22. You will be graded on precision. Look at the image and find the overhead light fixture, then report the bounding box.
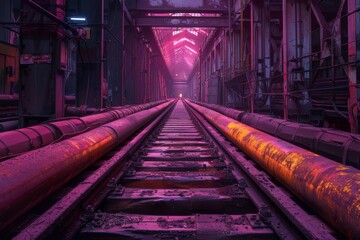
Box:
[185,45,197,54]
[68,17,87,22]
[174,38,195,46]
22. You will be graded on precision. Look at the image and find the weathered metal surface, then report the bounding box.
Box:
[0,120,18,132]
[0,101,173,231]
[161,130,198,133]
[156,135,204,140]
[105,186,252,214]
[138,160,226,171]
[152,140,210,146]
[186,100,360,239]
[123,171,234,188]
[142,151,217,161]
[145,146,213,152]
[158,132,201,136]
[80,214,273,239]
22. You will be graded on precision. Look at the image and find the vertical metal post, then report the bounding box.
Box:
[282,0,289,120]
[228,0,233,82]
[240,1,244,72]
[264,0,271,107]
[19,0,67,125]
[18,1,25,127]
[54,41,66,118]
[198,51,202,101]
[348,0,359,133]
[223,30,227,104]
[100,0,104,108]
[146,49,150,102]
[250,1,256,113]
[54,0,65,118]
[121,0,125,105]
[107,0,125,106]
[0,0,11,43]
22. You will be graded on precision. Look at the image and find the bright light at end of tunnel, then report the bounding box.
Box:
[179,93,183,98]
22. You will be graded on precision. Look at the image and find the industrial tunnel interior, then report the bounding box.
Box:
[0,0,360,239]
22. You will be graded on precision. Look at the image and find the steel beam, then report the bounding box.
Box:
[310,0,348,77]
[250,1,256,113]
[74,0,105,109]
[22,0,78,35]
[309,0,331,40]
[282,0,311,119]
[19,0,68,125]
[107,0,125,106]
[135,17,229,27]
[347,0,360,133]
[80,214,272,239]
[282,0,289,120]
[0,0,12,43]
[128,0,228,13]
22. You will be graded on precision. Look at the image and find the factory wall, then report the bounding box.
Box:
[189,0,360,133]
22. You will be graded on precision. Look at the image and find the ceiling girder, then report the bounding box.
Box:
[136,16,229,27]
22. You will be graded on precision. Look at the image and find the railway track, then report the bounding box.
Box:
[2,100,353,239]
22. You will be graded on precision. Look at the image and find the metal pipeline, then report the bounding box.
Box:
[189,99,360,168]
[185,99,360,239]
[0,100,167,159]
[0,100,173,231]
[0,120,18,132]
[0,94,76,105]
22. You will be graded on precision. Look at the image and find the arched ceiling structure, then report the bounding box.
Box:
[153,18,213,82]
[128,0,230,82]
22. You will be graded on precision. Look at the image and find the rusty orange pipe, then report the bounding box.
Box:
[0,100,173,231]
[185,100,360,239]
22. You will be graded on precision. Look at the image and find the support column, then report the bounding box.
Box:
[54,0,66,118]
[75,0,105,109]
[0,0,12,43]
[348,0,360,133]
[19,0,67,126]
[100,0,104,108]
[107,0,124,106]
[282,0,292,120]
[282,0,311,120]
[250,0,271,113]
[197,51,202,101]
[250,1,257,113]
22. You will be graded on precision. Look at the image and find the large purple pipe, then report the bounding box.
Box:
[0,100,173,230]
[189,99,360,168]
[0,100,167,159]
